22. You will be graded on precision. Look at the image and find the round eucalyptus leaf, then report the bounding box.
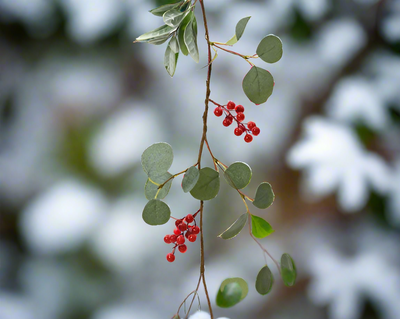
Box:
[142,199,171,226]
[218,213,248,240]
[190,167,220,200]
[144,172,173,200]
[216,277,248,308]
[224,161,252,189]
[280,253,297,287]
[242,66,274,105]
[252,182,275,209]
[181,166,200,193]
[256,34,283,63]
[255,265,274,295]
[251,215,274,239]
[141,142,173,177]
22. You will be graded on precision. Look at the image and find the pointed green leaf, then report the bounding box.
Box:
[242,66,274,105]
[164,42,179,77]
[178,11,193,56]
[190,167,220,200]
[216,277,248,308]
[135,24,176,43]
[224,161,252,189]
[255,265,273,295]
[252,182,275,209]
[235,16,251,41]
[147,33,171,45]
[184,15,199,63]
[225,34,237,45]
[257,34,283,64]
[145,172,173,200]
[280,253,297,287]
[218,213,247,239]
[251,215,274,239]
[163,8,189,27]
[141,142,173,178]
[150,2,182,16]
[169,35,180,53]
[181,166,200,193]
[142,199,171,225]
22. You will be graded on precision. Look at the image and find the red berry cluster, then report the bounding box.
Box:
[214,101,260,143]
[164,213,200,262]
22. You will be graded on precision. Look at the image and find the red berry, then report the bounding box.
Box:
[173,228,181,235]
[164,235,171,244]
[188,234,197,242]
[178,222,187,232]
[177,235,185,245]
[252,126,260,136]
[227,101,235,110]
[214,107,223,117]
[192,226,200,234]
[178,244,187,253]
[185,230,192,238]
[170,234,177,243]
[166,253,175,262]
[223,118,232,127]
[234,127,243,136]
[247,121,256,130]
[235,105,244,113]
[175,219,182,227]
[244,134,253,143]
[236,112,245,122]
[185,214,194,223]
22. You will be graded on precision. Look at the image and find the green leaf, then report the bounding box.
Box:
[184,15,199,63]
[256,34,283,63]
[255,265,273,295]
[280,253,297,287]
[147,33,171,45]
[144,172,173,200]
[181,166,200,193]
[252,182,275,209]
[225,35,237,46]
[178,11,193,56]
[150,2,182,16]
[135,24,176,43]
[142,199,171,225]
[169,35,180,53]
[141,142,173,178]
[218,213,247,239]
[242,66,274,105]
[190,167,220,200]
[251,215,274,239]
[164,41,179,77]
[235,16,251,41]
[224,161,252,189]
[216,277,248,308]
[163,7,189,27]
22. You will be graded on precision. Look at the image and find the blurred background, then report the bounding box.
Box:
[1,0,400,318]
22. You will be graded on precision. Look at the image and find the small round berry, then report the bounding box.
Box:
[177,235,185,245]
[244,134,253,143]
[192,226,200,234]
[214,107,223,117]
[178,222,188,232]
[236,112,245,122]
[234,127,243,136]
[173,228,181,236]
[188,234,197,242]
[185,230,192,238]
[223,118,233,127]
[235,105,244,113]
[166,253,175,262]
[251,126,260,136]
[185,214,194,223]
[175,219,182,227]
[170,234,177,243]
[227,101,235,110]
[164,235,171,244]
[247,121,256,130]
[178,244,187,253]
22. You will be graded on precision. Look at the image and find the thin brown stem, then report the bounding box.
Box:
[212,44,255,66]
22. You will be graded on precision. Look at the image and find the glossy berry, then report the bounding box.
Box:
[173,228,181,235]
[227,101,235,110]
[214,107,223,117]
[178,222,187,232]
[188,234,197,242]
[178,244,187,253]
[252,126,260,136]
[170,234,177,243]
[177,235,185,245]
[223,118,233,127]
[236,112,245,122]
[185,214,194,223]
[244,134,253,143]
[185,230,192,238]
[164,235,171,244]
[234,127,243,136]
[235,105,244,113]
[175,219,182,227]
[247,121,256,130]
[166,253,175,262]
[192,226,200,234]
